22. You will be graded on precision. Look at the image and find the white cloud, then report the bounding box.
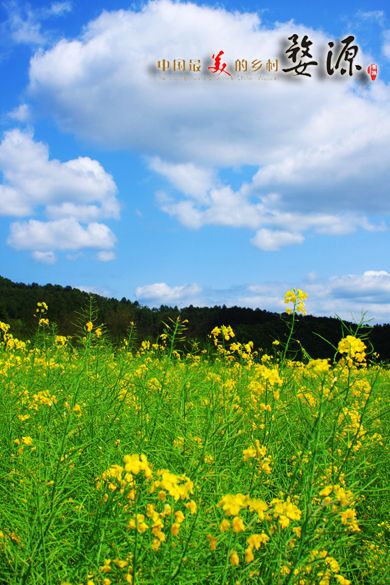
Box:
[0,129,119,219]
[77,284,113,297]
[1,0,73,46]
[135,282,201,306]
[239,271,390,323]
[0,129,119,218]
[158,180,384,247]
[0,185,31,216]
[32,250,56,264]
[8,103,31,123]
[133,270,390,322]
[7,218,116,262]
[97,250,116,262]
[149,158,214,202]
[251,228,304,251]
[2,0,45,45]
[356,10,385,26]
[328,270,390,303]
[27,0,390,250]
[48,2,72,17]
[29,1,336,163]
[0,129,119,261]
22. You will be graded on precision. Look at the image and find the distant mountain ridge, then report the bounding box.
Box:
[0,275,389,361]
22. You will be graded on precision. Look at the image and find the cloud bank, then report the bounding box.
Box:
[27,0,390,250]
[0,129,119,262]
[136,270,390,323]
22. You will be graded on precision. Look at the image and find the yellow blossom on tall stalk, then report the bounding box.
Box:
[210,324,235,347]
[284,288,308,315]
[338,335,367,367]
[0,321,10,334]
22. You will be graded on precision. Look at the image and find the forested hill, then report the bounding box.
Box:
[0,275,389,360]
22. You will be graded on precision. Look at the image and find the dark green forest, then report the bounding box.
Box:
[0,275,389,361]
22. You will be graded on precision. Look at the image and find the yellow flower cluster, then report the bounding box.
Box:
[338,335,366,367]
[210,325,235,347]
[0,321,27,352]
[214,492,301,567]
[35,301,48,314]
[271,497,302,528]
[218,493,301,526]
[151,469,194,501]
[243,440,272,475]
[319,484,360,532]
[98,454,196,553]
[284,288,308,315]
[227,532,270,566]
[87,554,134,584]
[306,358,331,374]
[0,321,10,334]
[338,406,366,451]
[307,550,351,585]
[223,494,269,520]
[55,335,69,347]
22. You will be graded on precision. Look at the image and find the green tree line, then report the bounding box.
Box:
[1,275,389,360]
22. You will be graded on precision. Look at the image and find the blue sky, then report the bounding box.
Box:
[0,0,390,322]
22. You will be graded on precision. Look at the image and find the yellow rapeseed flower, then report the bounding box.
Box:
[245,547,255,563]
[232,516,245,533]
[207,534,217,551]
[230,550,240,566]
[218,493,248,516]
[284,288,308,314]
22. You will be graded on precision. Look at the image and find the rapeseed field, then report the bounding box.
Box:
[0,292,388,584]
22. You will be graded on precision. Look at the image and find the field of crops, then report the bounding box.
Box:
[0,292,389,584]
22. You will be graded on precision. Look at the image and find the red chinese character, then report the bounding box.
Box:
[208,50,232,76]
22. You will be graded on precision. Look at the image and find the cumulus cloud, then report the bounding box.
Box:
[158,180,383,248]
[135,282,201,306]
[329,270,390,303]
[135,271,390,322]
[0,129,119,261]
[27,0,390,250]
[240,271,390,322]
[0,129,119,219]
[8,217,116,252]
[251,228,304,251]
[150,158,214,202]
